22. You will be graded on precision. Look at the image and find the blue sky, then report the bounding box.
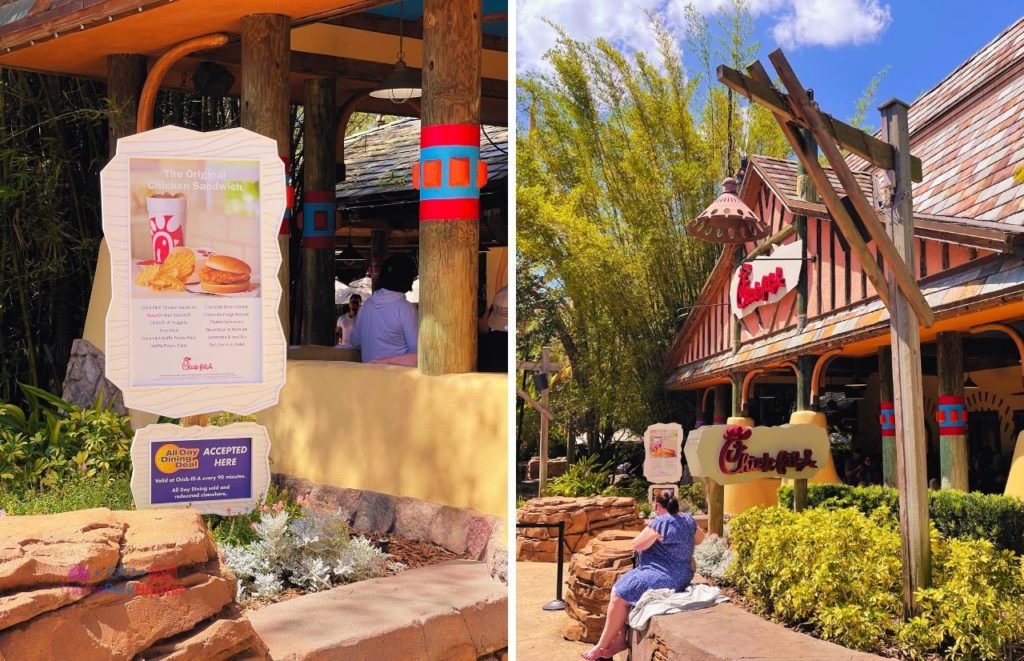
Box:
[516,1,1023,128]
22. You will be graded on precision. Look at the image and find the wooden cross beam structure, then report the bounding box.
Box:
[719,50,933,616]
[518,346,562,496]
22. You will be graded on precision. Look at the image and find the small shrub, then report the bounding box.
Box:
[221,504,401,603]
[778,483,1024,554]
[0,469,133,515]
[693,535,732,583]
[543,454,612,497]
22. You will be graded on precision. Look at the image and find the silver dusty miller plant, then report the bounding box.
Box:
[693,535,733,584]
[222,508,404,602]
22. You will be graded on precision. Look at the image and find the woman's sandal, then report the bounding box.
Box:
[580,640,627,660]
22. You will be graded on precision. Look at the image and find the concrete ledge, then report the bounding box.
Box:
[249,561,507,660]
[629,602,885,660]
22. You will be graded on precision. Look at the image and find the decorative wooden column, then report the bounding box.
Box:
[369,229,389,287]
[880,99,931,613]
[794,123,816,331]
[793,355,816,511]
[301,78,337,346]
[106,54,147,157]
[706,384,729,536]
[878,345,897,487]
[418,0,482,375]
[242,14,291,338]
[936,331,969,490]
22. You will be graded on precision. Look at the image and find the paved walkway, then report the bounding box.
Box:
[515,561,626,661]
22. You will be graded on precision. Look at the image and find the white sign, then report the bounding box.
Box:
[684,424,828,485]
[647,483,678,505]
[130,422,271,516]
[643,423,684,483]
[102,126,287,417]
[730,239,803,318]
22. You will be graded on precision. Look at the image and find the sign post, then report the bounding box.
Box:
[518,347,561,495]
[102,125,287,515]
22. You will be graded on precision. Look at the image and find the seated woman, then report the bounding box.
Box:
[349,255,418,364]
[581,491,704,660]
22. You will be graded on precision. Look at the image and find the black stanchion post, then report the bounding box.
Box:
[543,521,566,611]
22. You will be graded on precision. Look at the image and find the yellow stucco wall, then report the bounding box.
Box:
[255,360,508,518]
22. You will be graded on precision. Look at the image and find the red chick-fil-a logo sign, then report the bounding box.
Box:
[181,356,214,372]
[729,239,802,318]
[684,422,828,485]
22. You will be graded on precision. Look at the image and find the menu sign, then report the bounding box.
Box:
[103,126,286,416]
[643,423,683,483]
[131,422,271,515]
[684,424,828,485]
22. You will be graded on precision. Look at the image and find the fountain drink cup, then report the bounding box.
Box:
[147,193,187,263]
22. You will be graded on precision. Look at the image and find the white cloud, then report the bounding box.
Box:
[771,0,892,48]
[516,0,893,75]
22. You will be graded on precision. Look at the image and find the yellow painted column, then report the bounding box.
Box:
[1005,431,1024,500]
[722,416,781,515]
[789,409,842,484]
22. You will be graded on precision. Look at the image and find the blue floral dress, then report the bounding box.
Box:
[611,513,697,605]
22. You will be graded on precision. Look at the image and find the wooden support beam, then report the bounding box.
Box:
[936,331,969,491]
[745,224,796,260]
[746,61,894,316]
[878,345,897,488]
[418,0,480,376]
[767,51,935,328]
[880,98,931,616]
[301,78,338,347]
[793,355,815,511]
[718,63,922,182]
[705,383,730,537]
[106,54,146,157]
[242,14,291,339]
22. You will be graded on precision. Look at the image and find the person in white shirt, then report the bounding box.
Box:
[336,294,361,347]
[349,255,418,364]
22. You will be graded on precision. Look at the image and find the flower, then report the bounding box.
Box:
[296,495,306,507]
[273,500,284,512]
[261,505,270,513]
[249,521,258,531]
[225,507,233,515]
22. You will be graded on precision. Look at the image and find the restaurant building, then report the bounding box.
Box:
[666,17,1024,513]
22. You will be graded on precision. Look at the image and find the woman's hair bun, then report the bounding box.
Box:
[656,491,680,514]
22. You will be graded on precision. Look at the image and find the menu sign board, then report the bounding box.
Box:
[131,422,271,515]
[643,423,684,483]
[684,424,828,485]
[103,126,286,416]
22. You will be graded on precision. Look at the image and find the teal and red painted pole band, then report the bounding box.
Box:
[301,190,336,249]
[713,416,726,424]
[413,124,488,220]
[281,156,294,236]
[880,402,895,437]
[936,395,967,435]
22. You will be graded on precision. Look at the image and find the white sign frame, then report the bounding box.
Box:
[730,239,803,319]
[130,422,271,515]
[102,126,286,417]
[643,423,684,483]
[684,424,828,485]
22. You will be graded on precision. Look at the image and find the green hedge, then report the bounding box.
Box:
[778,483,1024,554]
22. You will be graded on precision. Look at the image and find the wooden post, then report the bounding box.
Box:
[936,331,969,490]
[242,14,291,340]
[880,99,931,615]
[731,250,743,354]
[370,229,389,287]
[793,355,816,511]
[539,346,552,496]
[419,0,481,375]
[794,122,816,332]
[106,54,147,158]
[301,78,337,346]
[706,384,729,536]
[878,345,897,487]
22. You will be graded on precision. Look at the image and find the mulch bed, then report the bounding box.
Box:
[354,532,471,569]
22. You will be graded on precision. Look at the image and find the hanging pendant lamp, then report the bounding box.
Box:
[337,228,364,265]
[687,177,768,244]
[963,375,981,390]
[369,0,422,103]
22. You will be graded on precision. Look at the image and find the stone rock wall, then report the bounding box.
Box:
[274,473,509,584]
[525,456,568,481]
[516,497,644,562]
[0,508,267,660]
[61,339,126,414]
[563,530,639,644]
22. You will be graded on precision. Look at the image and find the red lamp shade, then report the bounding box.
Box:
[687,177,768,244]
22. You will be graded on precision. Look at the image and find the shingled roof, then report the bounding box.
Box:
[848,16,1024,224]
[336,118,508,201]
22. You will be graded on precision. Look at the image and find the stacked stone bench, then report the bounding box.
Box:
[516,496,644,562]
[563,529,639,644]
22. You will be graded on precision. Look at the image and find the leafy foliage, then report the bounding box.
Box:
[542,454,613,497]
[0,469,133,515]
[729,505,1024,659]
[693,535,733,583]
[778,483,1024,554]
[221,504,402,603]
[0,384,131,487]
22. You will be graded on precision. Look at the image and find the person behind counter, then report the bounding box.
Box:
[349,255,418,365]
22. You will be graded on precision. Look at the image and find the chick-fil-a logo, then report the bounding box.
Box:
[735,263,787,310]
[181,356,214,372]
[718,425,818,476]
